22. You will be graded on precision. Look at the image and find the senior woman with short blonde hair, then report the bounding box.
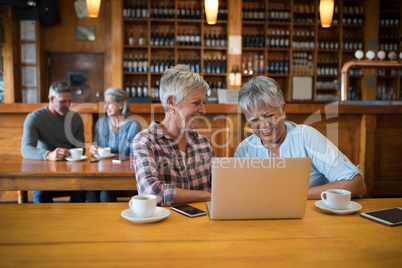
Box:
[133,65,214,206]
[235,76,366,199]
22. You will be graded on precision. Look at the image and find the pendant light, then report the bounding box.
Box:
[319,0,334,28]
[86,0,101,18]
[205,0,219,25]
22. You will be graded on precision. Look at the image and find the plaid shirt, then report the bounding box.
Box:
[133,121,214,206]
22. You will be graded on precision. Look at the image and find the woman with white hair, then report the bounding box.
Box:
[235,76,366,199]
[133,65,214,206]
[87,87,141,202]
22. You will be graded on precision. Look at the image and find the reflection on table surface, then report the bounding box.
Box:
[0,156,134,174]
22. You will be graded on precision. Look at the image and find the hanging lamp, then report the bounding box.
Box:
[319,0,334,28]
[86,0,101,18]
[205,0,219,25]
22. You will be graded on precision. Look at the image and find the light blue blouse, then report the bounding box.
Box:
[235,121,363,188]
[93,117,141,157]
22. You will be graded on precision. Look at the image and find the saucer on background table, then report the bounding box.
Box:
[94,153,115,159]
[315,200,363,215]
[65,155,88,162]
[121,207,170,224]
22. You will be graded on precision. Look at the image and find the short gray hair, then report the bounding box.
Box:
[48,81,71,98]
[160,64,208,112]
[105,87,131,117]
[238,76,285,116]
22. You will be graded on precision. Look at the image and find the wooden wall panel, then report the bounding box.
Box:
[42,0,109,53]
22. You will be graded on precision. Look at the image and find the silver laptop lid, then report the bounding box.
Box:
[209,157,311,220]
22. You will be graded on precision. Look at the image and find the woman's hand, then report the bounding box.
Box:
[89,145,99,156]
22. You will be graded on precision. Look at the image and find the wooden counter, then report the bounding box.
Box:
[1,102,401,198]
[0,199,401,268]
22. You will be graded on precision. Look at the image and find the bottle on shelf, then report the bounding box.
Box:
[138,28,146,45]
[128,28,135,45]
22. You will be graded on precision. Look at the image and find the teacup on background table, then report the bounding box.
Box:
[129,195,157,218]
[98,147,111,157]
[69,148,83,160]
[321,189,351,210]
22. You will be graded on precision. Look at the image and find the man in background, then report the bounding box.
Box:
[21,81,86,203]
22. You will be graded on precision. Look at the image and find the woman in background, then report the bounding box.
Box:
[87,87,141,202]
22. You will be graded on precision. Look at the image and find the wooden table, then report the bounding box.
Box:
[0,157,136,203]
[0,199,401,267]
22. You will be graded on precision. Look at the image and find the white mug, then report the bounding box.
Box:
[98,147,111,157]
[69,148,83,159]
[321,189,351,210]
[129,195,157,218]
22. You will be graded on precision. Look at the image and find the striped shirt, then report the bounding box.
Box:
[133,121,214,206]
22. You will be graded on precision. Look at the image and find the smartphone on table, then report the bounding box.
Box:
[171,204,207,218]
[360,207,402,226]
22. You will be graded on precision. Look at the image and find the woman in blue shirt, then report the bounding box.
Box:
[87,87,141,202]
[235,76,366,199]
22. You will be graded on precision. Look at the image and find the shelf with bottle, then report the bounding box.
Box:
[124,77,150,99]
[203,28,227,48]
[176,27,202,48]
[241,53,265,76]
[317,31,340,51]
[341,32,364,52]
[123,51,148,74]
[242,1,266,23]
[149,53,175,74]
[379,8,400,27]
[292,51,312,76]
[341,5,365,27]
[292,29,315,51]
[292,3,315,25]
[124,24,148,47]
[203,53,227,76]
[178,52,201,74]
[267,28,290,50]
[150,26,175,47]
[267,3,290,24]
[177,0,202,21]
[149,1,175,20]
[123,0,148,20]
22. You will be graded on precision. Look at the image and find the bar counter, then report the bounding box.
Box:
[1,102,402,198]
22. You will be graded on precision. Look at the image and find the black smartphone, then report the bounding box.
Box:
[171,204,207,218]
[360,207,402,226]
[89,158,100,163]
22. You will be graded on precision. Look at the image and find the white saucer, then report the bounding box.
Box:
[315,200,362,215]
[121,207,170,223]
[65,155,88,162]
[94,153,115,159]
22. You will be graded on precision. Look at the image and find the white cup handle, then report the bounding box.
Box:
[321,191,328,205]
[129,199,133,209]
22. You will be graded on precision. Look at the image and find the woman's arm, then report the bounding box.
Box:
[308,174,366,199]
[172,188,211,205]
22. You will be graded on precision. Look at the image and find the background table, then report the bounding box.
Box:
[0,199,401,267]
[0,157,136,203]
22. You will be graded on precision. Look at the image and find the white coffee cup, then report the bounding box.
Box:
[321,189,351,210]
[69,148,83,159]
[129,195,157,218]
[98,147,111,157]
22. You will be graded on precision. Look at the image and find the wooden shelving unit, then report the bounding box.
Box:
[122,0,228,102]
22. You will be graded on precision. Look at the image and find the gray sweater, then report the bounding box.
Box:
[21,106,85,160]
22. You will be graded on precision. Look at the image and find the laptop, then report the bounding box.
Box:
[207,157,312,220]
